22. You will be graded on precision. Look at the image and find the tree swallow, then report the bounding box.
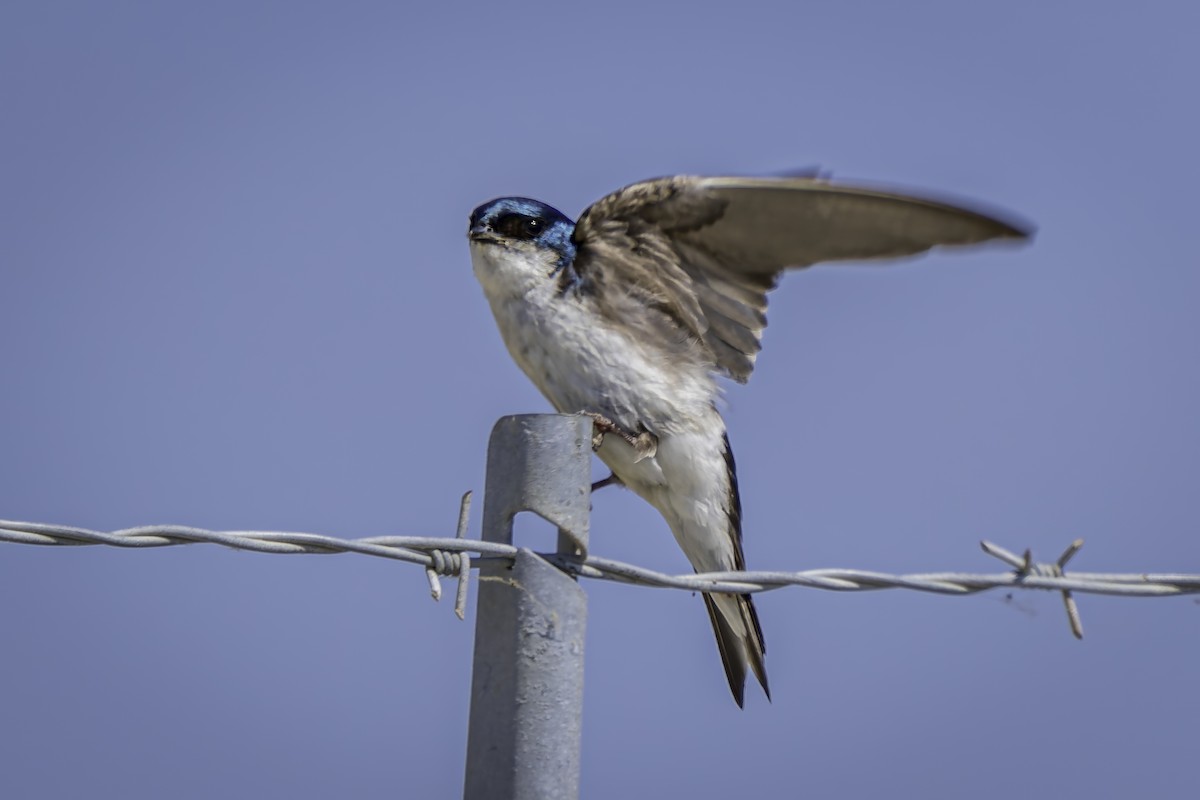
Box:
[467,174,1030,706]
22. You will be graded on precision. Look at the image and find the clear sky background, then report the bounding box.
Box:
[2,2,1197,798]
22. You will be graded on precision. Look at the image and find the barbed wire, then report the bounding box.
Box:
[3,493,1197,639]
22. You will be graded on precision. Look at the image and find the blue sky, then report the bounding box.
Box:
[2,2,1197,798]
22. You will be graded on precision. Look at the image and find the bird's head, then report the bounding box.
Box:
[468,197,577,296]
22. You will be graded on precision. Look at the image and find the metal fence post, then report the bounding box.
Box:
[463,414,593,800]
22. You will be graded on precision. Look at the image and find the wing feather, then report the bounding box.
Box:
[572,175,1031,382]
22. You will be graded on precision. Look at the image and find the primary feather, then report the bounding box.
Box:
[572,175,1028,382]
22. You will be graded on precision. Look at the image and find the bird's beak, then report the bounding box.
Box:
[468,223,499,244]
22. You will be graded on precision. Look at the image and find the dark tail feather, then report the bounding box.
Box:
[704,431,769,706]
[703,592,770,708]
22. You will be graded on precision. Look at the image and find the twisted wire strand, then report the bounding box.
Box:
[3,518,1195,599]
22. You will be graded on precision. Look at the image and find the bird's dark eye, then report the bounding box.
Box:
[494,213,545,240]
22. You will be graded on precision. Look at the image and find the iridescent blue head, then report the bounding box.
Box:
[467,197,577,272]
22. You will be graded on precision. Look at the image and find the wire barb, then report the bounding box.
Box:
[423,492,473,619]
[454,492,472,620]
[981,538,1087,638]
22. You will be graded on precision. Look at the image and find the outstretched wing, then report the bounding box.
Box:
[570,175,1031,382]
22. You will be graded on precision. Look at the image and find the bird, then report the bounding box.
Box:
[467,174,1030,706]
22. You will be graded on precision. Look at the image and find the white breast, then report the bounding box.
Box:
[470,241,717,434]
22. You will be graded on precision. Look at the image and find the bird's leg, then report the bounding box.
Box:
[590,472,624,493]
[580,412,659,462]
[629,424,659,461]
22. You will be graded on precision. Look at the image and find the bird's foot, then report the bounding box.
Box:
[580,412,659,462]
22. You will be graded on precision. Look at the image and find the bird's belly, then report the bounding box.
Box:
[483,286,737,572]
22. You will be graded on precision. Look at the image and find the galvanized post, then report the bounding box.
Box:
[463,414,592,800]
